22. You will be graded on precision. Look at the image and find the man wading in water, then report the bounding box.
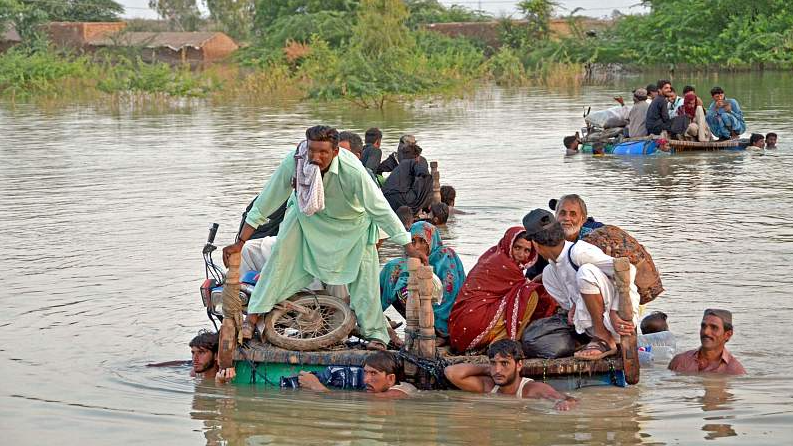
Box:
[444,339,577,411]
[223,125,426,351]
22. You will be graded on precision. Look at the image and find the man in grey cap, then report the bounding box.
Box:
[615,88,650,138]
[522,209,639,361]
[668,309,745,375]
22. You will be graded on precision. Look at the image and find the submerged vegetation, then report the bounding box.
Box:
[2,0,792,106]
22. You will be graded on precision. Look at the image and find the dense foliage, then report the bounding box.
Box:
[531,0,793,69]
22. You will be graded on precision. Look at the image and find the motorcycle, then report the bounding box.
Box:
[198,223,356,351]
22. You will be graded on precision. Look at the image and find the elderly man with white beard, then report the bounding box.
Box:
[553,194,604,242]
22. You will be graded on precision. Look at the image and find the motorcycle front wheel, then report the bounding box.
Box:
[264,294,356,351]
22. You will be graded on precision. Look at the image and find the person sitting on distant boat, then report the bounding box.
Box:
[682,85,704,108]
[522,209,639,361]
[749,133,765,149]
[297,351,417,398]
[765,132,778,148]
[706,86,746,140]
[668,309,746,375]
[667,87,684,118]
[620,88,649,138]
[646,83,659,102]
[563,133,580,155]
[443,339,578,410]
[382,142,433,215]
[380,222,466,344]
[646,79,674,136]
[680,91,713,142]
[448,227,557,353]
[361,127,383,173]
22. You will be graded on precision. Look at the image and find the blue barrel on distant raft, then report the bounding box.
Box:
[612,140,657,155]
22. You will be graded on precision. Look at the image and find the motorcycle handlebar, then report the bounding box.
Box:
[207,223,219,244]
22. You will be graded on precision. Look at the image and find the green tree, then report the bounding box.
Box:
[149,0,203,31]
[204,0,255,41]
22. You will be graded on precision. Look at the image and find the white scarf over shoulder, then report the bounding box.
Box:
[293,140,325,216]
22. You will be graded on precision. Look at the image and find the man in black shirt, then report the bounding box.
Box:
[361,127,383,172]
[646,79,672,136]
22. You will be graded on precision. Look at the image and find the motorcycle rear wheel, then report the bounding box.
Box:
[264,294,356,351]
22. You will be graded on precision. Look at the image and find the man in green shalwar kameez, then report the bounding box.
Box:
[223,126,423,349]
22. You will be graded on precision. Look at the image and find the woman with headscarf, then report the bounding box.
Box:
[380,221,466,341]
[682,91,713,141]
[448,227,558,354]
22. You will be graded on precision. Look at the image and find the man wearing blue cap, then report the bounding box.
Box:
[522,209,639,360]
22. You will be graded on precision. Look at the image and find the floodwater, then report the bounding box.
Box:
[2,72,792,444]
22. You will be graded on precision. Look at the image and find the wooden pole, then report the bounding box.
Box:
[430,161,441,205]
[218,252,241,370]
[417,264,436,388]
[404,258,421,379]
[417,265,436,360]
[614,257,640,385]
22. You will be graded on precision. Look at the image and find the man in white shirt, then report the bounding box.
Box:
[522,209,639,360]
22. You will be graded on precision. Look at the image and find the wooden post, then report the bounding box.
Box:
[417,265,436,359]
[614,257,640,385]
[430,161,441,205]
[404,258,421,379]
[218,252,241,369]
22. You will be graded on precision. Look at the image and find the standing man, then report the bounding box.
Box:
[223,125,425,350]
[706,86,746,140]
[668,309,746,375]
[361,127,383,172]
[522,209,639,361]
[646,80,673,136]
[444,339,578,411]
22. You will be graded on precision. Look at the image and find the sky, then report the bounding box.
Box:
[118,1,646,20]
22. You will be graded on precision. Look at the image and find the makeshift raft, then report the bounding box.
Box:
[218,163,639,391]
[230,341,628,390]
[581,137,748,156]
[225,255,639,391]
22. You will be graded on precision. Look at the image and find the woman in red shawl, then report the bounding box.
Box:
[449,227,557,353]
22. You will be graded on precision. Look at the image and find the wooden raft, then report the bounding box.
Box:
[669,138,746,152]
[232,340,624,378]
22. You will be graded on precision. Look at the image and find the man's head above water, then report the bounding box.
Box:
[486,339,524,387]
[189,330,218,376]
[555,194,588,242]
[362,351,402,393]
[306,125,340,172]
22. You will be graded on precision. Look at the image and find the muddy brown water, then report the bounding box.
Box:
[2,73,792,444]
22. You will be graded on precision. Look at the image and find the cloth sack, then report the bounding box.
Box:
[582,225,664,305]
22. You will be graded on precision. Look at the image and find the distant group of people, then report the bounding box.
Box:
[618,80,746,141]
[192,124,745,408]
[564,80,781,154]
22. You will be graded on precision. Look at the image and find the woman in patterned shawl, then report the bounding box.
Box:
[449,227,557,353]
[380,221,466,340]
